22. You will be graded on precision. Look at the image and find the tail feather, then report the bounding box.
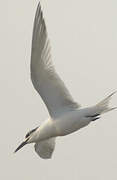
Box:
[95,91,117,114]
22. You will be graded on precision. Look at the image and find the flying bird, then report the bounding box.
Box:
[15,2,116,159]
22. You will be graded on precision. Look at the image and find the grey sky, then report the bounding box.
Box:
[2,0,117,179]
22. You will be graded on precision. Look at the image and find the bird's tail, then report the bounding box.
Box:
[95,91,117,114]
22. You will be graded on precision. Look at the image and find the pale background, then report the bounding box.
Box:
[1,0,117,179]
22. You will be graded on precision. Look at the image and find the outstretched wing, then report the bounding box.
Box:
[34,138,56,159]
[31,3,80,117]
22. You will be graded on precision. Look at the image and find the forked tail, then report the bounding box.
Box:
[95,91,117,114]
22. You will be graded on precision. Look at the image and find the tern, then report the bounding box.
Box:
[15,2,116,159]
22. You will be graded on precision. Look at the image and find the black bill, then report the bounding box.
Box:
[14,139,28,153]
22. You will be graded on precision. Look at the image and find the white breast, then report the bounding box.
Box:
[35,119,58,142]
[54,110,91,136]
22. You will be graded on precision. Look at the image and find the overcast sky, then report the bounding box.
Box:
[2,0,117,179]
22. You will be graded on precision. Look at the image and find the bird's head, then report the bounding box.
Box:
[14,127,38,153]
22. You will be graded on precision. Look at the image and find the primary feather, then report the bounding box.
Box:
[30,3,80,118]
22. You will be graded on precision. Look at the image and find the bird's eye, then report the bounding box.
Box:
[25,127,38,139]
[25,132,30,138]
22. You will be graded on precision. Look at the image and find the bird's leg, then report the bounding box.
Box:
[85,114,100,121]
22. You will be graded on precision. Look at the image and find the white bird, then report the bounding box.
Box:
[15,2,116,159]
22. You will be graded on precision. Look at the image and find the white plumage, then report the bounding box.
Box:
[31,3,80,118]
[34,138,56,159]
[15,2,116,159]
